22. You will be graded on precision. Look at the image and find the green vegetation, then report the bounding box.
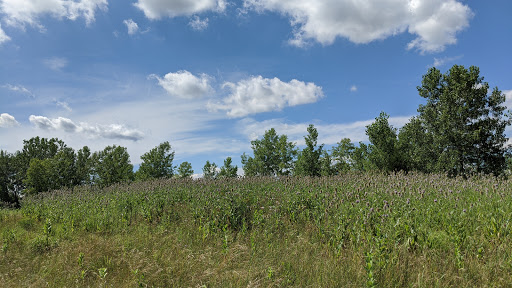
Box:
[2,173,512,286]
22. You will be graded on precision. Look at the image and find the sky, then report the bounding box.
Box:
[0,0,511,176]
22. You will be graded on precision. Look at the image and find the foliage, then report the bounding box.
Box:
[241,128,297,176]
[294,124,324,176]
[218,157,238,178]
[177,162,194,179]
[202,160,218,179]
[91,145,134,187]
[366,112,405,172]
[75,146,93,186]
[415,65,511,177]
[136,142,175,180]
[330,138,356,173]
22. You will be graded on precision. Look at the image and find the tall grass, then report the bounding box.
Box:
[1,172,512,287]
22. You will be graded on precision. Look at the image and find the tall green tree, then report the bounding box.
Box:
[351,142,373,172]
[92,145,134,187]
[0,150,14,203]
[136,141,175,180]
[415,65,511,176]
[294,124,324,176]
[218,157,238,178]
[241,128,297,177]
[177,162,194,179]
[202,160,218,179]
[330,138,356,173]
[366,112,405,172]
[75,146,92,186]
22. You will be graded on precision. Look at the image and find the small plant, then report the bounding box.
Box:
[98,267,108,279]
[77,252,85,267]
[133,269,146,287]
[44,218,52,247]
[365,251,377,288]
[267,266,274,280]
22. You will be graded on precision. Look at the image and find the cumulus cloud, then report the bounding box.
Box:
[150,70,213,99]
[350,85,358,92]
[0,113,19,128]
[43,57,68,71]
[134,0,226,19]
[0,24,10,44]
[29,115,144,141]
[123,19,139,35]
[209,76,323,118]
[1,84,34,97]
[244,0,472,53]
[0,0,108,29]
[189,16,209,31]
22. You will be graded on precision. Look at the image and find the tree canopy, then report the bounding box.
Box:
[241,128,297,177]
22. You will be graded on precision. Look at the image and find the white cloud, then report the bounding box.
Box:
[43,57,68,71]
[504,90,512,110]
[150,70,213,99]
[56,101,72,112]
[238,116,412,146]
[134,0,226,19]
[29,115,145,141]
[189,16,209,31]
[209,76,323,118]
[123,19,139,35]
[1,84,34,97]
[0,0,108,29]
[244,0,472,53]
[432,55,463,67]
[0,24,10,44]
[350,85,358,92]
[0,113,19,128]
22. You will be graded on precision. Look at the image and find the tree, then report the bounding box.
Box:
[351,142,373,172]
[397,117,436,173]
[75,146,93,186]
[319,151,336,176]
[366,112,405,172]
[241,128,297,177]
[202,160,218,179]
[17,137,68,191]
[24,158,54,194]
[92,145,134,187]
[0,151,14,203]
[177,162,194,179]
[415,65,511,176]
[218,157,238,178]
[294,124,324,176]
[330,138,356,174]
[136,141,175,180]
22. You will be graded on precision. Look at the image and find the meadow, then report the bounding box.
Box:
[1,172,512,287]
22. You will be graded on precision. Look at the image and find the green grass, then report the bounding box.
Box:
[1,172,512,287]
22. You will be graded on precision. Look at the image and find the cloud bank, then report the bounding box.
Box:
[29,115,144,141]
[244,0,473,53]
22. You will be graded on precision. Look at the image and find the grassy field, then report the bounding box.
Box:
[1,172,512,287]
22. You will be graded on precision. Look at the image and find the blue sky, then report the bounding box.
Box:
[0,0,511,176]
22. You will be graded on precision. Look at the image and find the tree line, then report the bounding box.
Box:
[1,65,511,205]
